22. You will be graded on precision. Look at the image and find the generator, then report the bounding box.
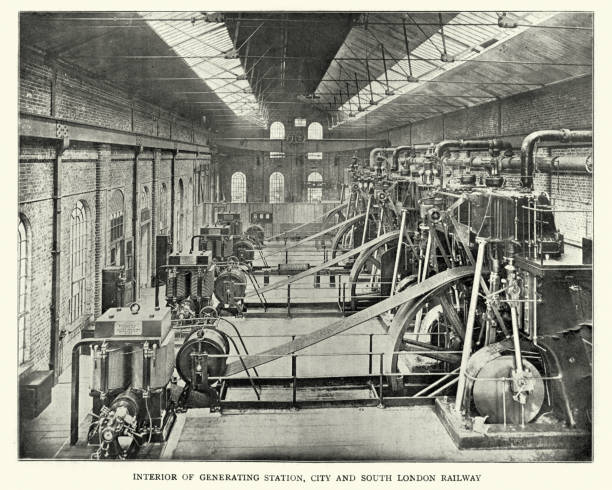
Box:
[198,225,233,259]
[86,303,176,459]
[164,250,215,319]
[216,212,242,236]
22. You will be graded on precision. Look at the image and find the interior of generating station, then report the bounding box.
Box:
[17,11,593,461]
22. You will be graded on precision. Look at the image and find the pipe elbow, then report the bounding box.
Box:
[391,145,413,171]
[434,140,460,159]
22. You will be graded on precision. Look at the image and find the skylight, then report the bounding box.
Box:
[323,12,555,129]
[139,12,268,127]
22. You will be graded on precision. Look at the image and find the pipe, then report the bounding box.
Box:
[132,148,140,299]
[49,139,66,379]
[391,145,415,171]
[169,150,176,251]
[151,150,158,293]
[425,155,593,174]
[434,139,496,187]
[520,129,593,188]
[369,147,395,169]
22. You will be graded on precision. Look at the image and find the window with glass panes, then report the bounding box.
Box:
[269,172,284,203]
[18,218,29,364]
[109,189,124,266]
[270,122,285,140]
[307,122,323,140]
[70,201,89,322]
[307,172,323,202]
[231,172,247,203]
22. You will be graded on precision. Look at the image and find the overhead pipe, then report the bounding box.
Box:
[434,139,511,187]
[49,137,68,380]
[434,155,593,174]
[369,147,395,170]
[391,144,433,171]
[520,129,593,188]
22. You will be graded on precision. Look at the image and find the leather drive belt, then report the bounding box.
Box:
[266,201,349,241]
[245,229,398,299]
[262,212,366,259]
[226,265,476,376]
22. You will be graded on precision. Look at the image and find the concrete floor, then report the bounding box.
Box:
[164,406,588,461]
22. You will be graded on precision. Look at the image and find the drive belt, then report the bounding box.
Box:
[246,230,398,298]
[225,265,475,376]
[262,212,366,259]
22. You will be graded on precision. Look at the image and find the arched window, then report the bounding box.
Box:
[269,172,285,203]
[70,200,89,323]
[159,183,168,232]
[307,122,323,160]
[177,179,184,252]
[140,185,150,212]
[307,172,323,202]
[307,122,323,140]
[18,216,30,365]
[270,122,285,140]
[109,189,125,267]
[231,172,247,203]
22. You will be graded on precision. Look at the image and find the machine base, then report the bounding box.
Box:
[435,396,591,452]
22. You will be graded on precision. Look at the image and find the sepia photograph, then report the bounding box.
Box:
[16,8,593,464]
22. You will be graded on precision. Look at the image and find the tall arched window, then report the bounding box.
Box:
[307,122,323,160]
[159,183,168,233]
[307,122,323,140]
[70,200,89,323]
[307,172,323,202]
[18,216,30,365]
[177,179,184,252]
[109,189,124,267]
[140,185,150,213]
[231,172,247,203]
[270,122,285,140]
[269,172,285,203]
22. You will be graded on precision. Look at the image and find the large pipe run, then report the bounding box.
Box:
[435,154,593,174]
[520,129,593,188]
[434,139,509,187]
[369,147,395,169]
[391,144,433,170]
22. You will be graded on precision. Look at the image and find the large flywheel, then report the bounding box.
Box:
[385,275,481,390]
[322,207,347,235]
[330,215,369,266]
[347,230,417,302]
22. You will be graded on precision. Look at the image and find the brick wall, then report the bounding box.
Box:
[18,49,213,375]
[385,76,592,146]
[20,48,209,144]
[382,76,592,245]
[217,146,371,205]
